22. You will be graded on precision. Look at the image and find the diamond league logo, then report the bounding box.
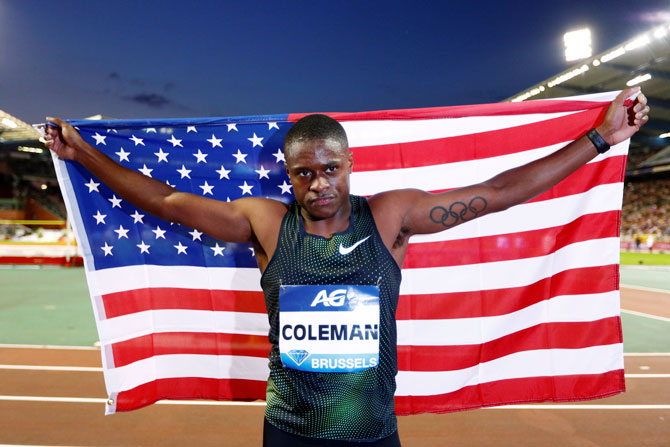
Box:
[287,349,310,366]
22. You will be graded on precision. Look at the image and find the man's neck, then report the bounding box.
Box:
[301,199,352,239]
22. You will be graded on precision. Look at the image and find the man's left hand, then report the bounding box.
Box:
[597,88,649,146]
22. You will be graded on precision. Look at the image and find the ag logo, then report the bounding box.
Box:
[310,289,347,307]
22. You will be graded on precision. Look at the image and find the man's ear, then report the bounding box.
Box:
[348,151,353,173]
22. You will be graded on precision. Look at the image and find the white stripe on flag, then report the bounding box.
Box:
[395,344,624,396]
[412,182,624,243]
[104,354,270,393]
[400,237,620,294]
[342,110,583,147]
[350,141,626,195]
[88,236,618,298]
[397,291,620,346]
[98,310,269,345]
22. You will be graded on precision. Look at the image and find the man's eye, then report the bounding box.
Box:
[326,166,337,173]
[298,170,310,177]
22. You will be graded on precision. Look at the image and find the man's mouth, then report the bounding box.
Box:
[311,196,335,206]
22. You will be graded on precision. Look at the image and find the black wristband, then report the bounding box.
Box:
[586,128,610,154]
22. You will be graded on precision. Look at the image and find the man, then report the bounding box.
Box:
[45,88,649,446]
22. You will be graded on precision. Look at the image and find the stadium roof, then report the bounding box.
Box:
[505,22,670,176]
[0,110,41,144]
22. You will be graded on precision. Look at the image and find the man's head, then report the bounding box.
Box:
[283,114,353,221]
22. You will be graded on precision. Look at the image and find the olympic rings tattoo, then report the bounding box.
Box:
[429,196,488,228]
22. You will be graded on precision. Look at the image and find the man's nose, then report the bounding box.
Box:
[310,173,330,192]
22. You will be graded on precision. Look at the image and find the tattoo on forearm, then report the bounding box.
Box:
[429,196,488,228]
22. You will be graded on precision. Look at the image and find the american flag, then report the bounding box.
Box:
[52,91,627,415]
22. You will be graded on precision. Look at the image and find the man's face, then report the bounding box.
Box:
[285,138,353,221]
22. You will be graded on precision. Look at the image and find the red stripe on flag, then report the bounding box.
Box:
[288,98,609,122]
[102,288,267,319]
[405,211,619,269]
[111,332,271,368]
[394,369,625,415]
[397,318,622,372]
[115,377,267,412]
[397,265,619,320]
[350,108,606,171]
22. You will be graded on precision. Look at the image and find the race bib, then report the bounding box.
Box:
[279,285,380,373]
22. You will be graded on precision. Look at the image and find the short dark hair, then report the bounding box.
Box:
[284,114,348,157]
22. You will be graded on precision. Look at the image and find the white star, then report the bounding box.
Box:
[278,180,293,195]
[207,134,223,148]
[272,149,285,163]
[174,241,188,254]
[199,181,214,196]
[187,126,197,133]
[108,195,122,208]
[154,148,169,163]
[216,165,231,180]
[227,123,238,132]
[211,243,225,256]
[115,147,130,162]
[249,247,255,256]
[106,128,118,133]
[138,164,153,177]
[114,225,129,239]
[165,180,176,188]
[137,240,151,254]
[233,149,248,164]
[167,135,183,147]
[93,210,106,224]
[145,128,157,133]
[85,179,100,193]
[268,122,279,130]
[255,165,271,179]
[130,210,145,224]
[189,229,203,241]
[101,242,113,256]
[152,225,166,239]
[248,133,263,148]
[226,197,231,202]
[238,181,253,195]
[129,135,145,146]
[177,165,192,179]
[92,132,107,145]
[193,149,208,163]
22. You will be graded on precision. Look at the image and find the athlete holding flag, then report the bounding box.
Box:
[45,88,648,446]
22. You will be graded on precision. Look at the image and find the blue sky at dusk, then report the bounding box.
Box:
[1,0,669,124]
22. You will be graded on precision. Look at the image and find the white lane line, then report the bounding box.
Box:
[0,365,102,372]
[0,396,668,410]
[620,283,670,294]
[0,396,265,406]
[621,309,670,322]
[0,343,99,351]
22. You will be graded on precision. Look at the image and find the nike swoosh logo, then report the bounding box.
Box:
[339,236,371,255]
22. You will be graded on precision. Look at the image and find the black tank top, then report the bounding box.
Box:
[260,195,402,441]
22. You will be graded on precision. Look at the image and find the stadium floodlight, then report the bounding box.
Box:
[654,27,667,39]
[1,118,18,129]
[592,59,601,66]
[564,28,592,61]
[601,47,626,63]
[626,73,652,87]
[625,34,650,51]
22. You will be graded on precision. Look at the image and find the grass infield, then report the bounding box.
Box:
[620,251,670,266]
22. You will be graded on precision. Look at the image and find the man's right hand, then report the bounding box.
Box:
[44,117,88,161]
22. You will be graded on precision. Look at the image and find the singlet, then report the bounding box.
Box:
[260,195,402,441]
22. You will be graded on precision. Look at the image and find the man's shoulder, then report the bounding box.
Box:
[233,196,290,220]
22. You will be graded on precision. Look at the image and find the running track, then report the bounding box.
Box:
[0,286,668,446]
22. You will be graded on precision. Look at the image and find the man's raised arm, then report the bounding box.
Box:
[44,117,286,245]
[374,88,649,240]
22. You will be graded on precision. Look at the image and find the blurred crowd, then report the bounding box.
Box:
[621,178,670,244]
